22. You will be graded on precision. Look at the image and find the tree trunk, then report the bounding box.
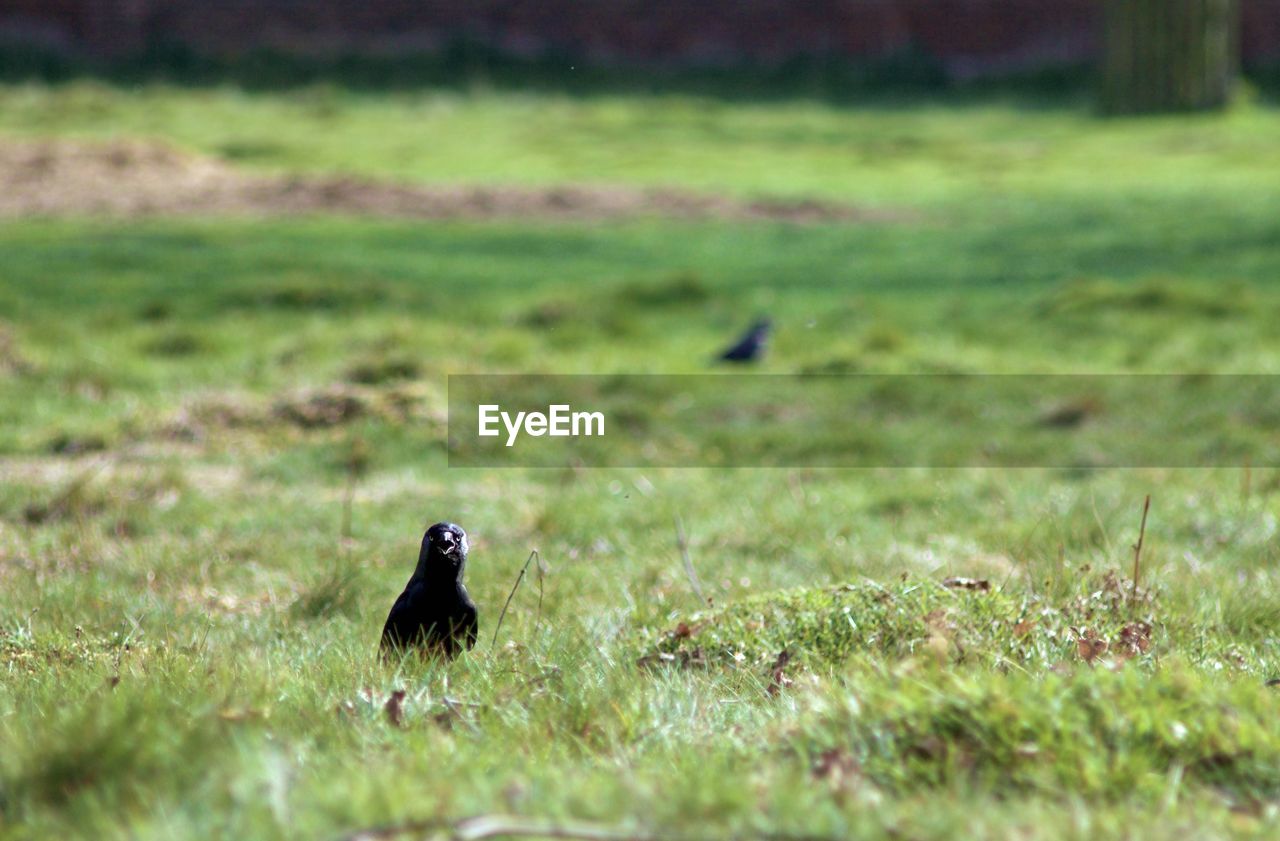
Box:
[1101,0,1239,114]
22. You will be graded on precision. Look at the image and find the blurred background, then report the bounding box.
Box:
[3,4,1280,838]
[2,0,1279,107]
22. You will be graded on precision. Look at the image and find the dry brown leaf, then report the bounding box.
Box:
[921,608,959,661]
[1116,621,1152,656]
[1037,397,1101,428]
[384,689,406,728]
[637,651,678,668]
[766,649,793,696]
[906,734,946,761]
[922,608,951,631]
[812,747,861,800]
[942,577,991,591]
[1075,629,1108,663]
[637,647,708,670]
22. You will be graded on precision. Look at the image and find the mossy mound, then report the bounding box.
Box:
[641,573,1157,672]
[804,665,1280,799]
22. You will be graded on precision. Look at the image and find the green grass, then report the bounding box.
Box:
[3,81,1280,206]
[2,82,1280,840]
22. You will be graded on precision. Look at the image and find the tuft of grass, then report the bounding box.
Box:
[861,324,909,354]
[0,680,226,823]
[215,139,289,162]
[345,354,421,385]
[137,300,173,322]
[516,274,711,334]
[219,279,386,313]
[43,430,110,456]
[16,468,186,536]
[1216,578,1280,637]
[141,329,207,358]
[1038,276,1254,319]
[614,273,711,308]
[290,564,367,621]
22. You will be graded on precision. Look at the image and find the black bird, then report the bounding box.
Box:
[717,318,772,363]
[381,522,478,660]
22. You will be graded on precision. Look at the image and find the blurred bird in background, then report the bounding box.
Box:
[717,318,772,363]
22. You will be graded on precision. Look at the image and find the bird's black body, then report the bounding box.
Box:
[381,522,478,659]
[718,318,772,363]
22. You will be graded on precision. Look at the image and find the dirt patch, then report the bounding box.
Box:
[271,386,369,429]
[271,383,444,429]
[0,138,898,224]
[0,455,239,491]
[158,383,444,441]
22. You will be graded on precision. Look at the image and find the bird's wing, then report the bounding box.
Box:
[720,334,757,361]
[380,587,421,650]
[462,602,478,650]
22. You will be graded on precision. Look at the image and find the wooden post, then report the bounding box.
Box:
[1101,0,1239,114]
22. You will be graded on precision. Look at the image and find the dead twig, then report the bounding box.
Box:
[491,550,539,649]
[533,551,546,636]
[341,436,369,543]
[384,689,406,728]
[674,513,707,606]
[1131,494,1151,604]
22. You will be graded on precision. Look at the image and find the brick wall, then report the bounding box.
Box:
[3,0,1278,73]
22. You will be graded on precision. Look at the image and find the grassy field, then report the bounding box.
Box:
[2,82,1280,840]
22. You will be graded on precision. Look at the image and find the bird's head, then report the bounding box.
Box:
[421,521,469,576]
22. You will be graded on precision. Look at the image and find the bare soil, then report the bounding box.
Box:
[0,138,895,224]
